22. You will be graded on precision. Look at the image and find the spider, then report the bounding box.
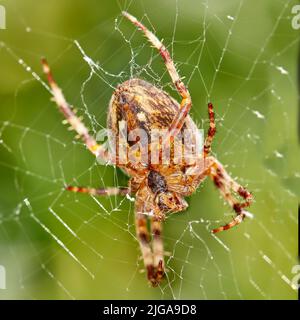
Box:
[41,11,253,287]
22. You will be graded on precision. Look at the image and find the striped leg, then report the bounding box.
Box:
[122,12,192,142]
[135,191,166,287]
[206,157,253,233]
[135,211,157,286]
[151,218,165,284]
[41,58,110,163]
[204,103,216,157]
[66,186,130,196]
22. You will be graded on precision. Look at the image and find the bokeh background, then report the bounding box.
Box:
[0,0,299,299]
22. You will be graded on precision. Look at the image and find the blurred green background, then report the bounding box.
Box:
[0,0,299,299]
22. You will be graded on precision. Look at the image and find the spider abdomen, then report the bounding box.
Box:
[108,78,181,141]
[107,78,199,172]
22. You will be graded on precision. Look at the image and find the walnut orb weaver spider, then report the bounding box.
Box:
[41,11,253,287]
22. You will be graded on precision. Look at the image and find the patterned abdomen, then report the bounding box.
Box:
[107,78,199,172]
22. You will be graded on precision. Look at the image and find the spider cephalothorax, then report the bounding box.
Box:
[147,170,188,215]
[41,11,253,287]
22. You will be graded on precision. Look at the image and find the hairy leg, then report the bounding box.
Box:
[135,188,166,287]
[151,218,165,284]
[201,156,253,233]
[122,11,192,142]
[135,211,157,286]
[204,103,217,157]
[41,58,110,163]
[66,186,130,196]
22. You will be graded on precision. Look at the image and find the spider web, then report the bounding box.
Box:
[0,0,299,299]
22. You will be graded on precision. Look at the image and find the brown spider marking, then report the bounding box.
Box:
[41,11,254,287]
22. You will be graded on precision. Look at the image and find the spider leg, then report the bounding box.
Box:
[204,103,216,157]
[122,12,192,141]
[151,218,165,283]
[66,186,130,196]
[135,192,165,287]
[135,211,157,286]
[41,58,110,163]
[203,157,253,233]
